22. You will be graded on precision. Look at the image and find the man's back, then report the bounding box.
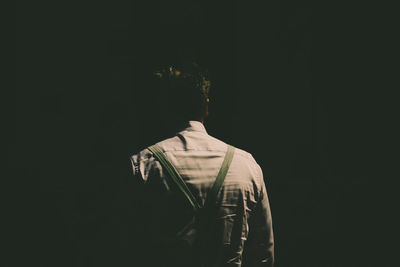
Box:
[130,121,274,266]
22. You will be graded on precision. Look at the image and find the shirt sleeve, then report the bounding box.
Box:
[243,168,274,267]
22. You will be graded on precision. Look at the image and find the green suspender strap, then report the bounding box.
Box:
[148,145,202,211]
[204,145,235,209]
[148,145,235,211]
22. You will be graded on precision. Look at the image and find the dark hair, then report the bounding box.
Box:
[153,62,211,121]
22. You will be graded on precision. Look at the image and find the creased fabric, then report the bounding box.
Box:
[129,121,274,267]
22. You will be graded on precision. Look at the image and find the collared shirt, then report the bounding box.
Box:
[130,121,274,267]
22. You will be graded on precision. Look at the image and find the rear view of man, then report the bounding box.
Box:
[129,63,274,266]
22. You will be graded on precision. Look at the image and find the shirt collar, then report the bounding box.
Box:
[182,120,208,134]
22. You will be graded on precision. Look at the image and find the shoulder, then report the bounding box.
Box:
[129,134,264,186]
[231,146,264,183]
[232,146,256,162]
[129,135,180,179]
[129,135,177,162]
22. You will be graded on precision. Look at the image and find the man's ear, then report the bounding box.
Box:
[204,97,210,118]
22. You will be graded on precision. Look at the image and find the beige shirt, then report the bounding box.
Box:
[130,121,274,266]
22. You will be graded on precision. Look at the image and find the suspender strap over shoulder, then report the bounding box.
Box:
[148,145,202,211]
[148,144,235,211]
[204,145,235,209]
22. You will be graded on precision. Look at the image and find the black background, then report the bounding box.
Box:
[13,1,397,266]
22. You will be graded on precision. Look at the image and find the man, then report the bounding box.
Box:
[129,63,274,266]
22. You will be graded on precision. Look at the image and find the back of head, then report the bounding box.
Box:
[153,62,211,126]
